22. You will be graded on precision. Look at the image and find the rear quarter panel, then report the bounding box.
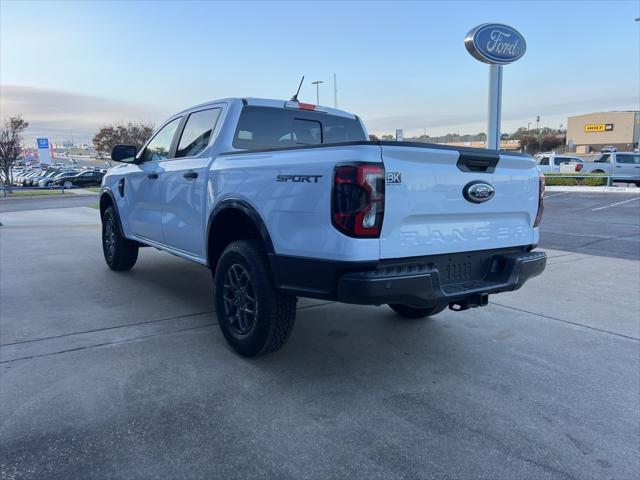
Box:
[211,145,382,261]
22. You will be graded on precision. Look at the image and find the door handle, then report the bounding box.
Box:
[147,172,159,179]
[183,171,198,179]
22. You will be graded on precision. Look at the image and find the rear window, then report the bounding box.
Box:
[233,106,366,150]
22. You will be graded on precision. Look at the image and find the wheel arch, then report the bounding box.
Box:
[99,188,117,219]
[206,199,274,270]
[99,188,128,234]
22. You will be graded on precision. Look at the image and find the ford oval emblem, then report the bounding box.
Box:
[463,181,495,204]
[464,23,526,65]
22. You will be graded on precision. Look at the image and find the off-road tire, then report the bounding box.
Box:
[102,206,138,271]
[388,303,447,319]
[214,240,296,357]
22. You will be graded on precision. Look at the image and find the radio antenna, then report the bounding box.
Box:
[290,76,304,102]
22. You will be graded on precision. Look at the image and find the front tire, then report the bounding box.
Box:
[102,206,138,271]
[63,180,73,188]
[214,240,296,357]
[388,303,447,319]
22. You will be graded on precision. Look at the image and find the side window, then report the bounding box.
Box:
[141,118,181,163]
[616,154,639,164]
[554,157,567,165]
[176,108,222,158]
[596,154,610,163]
[539,156,549,166]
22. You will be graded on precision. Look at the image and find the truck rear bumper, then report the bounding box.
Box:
[269,247,546,307]
[336,250,546,307]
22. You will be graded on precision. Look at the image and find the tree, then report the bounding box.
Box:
[368,134,380,141]
[92,122,154,156]
[519,135,539,153]
[381,134,395,141]
[541,133,563,151]
[0,116,29,193]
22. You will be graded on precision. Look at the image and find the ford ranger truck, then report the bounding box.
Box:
[100,98,546,356]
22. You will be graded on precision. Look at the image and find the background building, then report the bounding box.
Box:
[566,111,639,153]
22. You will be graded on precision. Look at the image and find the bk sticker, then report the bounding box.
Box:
[386,172,402,184]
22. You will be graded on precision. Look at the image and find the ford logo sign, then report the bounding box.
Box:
[463,181,495,204]
[464,23,526,65]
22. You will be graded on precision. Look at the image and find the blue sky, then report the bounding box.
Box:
[1,0,639,142]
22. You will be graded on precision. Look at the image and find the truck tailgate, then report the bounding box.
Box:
[380,145,539,259]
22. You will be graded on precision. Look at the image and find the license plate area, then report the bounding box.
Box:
[433,252,494,285]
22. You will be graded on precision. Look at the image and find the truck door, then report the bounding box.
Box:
[159,107,222,258]
[124,117,181,244]
[537,156,551,173]
[614,153,640,181]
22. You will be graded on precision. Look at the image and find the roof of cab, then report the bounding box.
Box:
[175,97,357,119]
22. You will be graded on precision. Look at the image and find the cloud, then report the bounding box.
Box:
[0,85,170,144]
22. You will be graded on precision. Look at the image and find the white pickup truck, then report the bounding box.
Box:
[100,98,546,356]
[535,153,584,174]
[581,152,640,185]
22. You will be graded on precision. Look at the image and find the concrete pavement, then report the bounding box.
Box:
[0,202,638,479]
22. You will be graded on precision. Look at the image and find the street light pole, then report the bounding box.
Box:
[312,80,324,105]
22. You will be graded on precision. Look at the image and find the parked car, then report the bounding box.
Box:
[52,170,104,188]
[100,97,546,357]
[581,152,640,185]
[15,170,41,186]
[535,154,584,174]
[26,169,64,186]
[38,170,78,188]
[600,146,617,153]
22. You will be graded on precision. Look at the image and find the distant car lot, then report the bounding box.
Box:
[0,190,638,479]
[5,165,106,189]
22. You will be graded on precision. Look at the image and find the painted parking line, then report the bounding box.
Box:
[545,192,572,198]
[591,196,640,211]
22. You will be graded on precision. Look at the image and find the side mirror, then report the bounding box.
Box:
[111,144,138,163]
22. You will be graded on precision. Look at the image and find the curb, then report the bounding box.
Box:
[546,186,640,194]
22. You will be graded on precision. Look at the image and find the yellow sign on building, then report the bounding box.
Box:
[584,123,614,133]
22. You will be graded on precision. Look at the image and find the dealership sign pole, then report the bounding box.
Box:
[465,24,526,150]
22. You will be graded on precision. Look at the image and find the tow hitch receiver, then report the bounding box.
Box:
[449,293,489,311]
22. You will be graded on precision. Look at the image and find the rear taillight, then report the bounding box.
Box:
[332,164,385,238]
[575,163,583,172]
[534,174,544,227]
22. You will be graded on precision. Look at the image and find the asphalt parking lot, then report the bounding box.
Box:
[1,191,639,479]
[539,191,640,260]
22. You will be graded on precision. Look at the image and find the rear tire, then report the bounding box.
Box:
[214,240,296,357]
[102,206,138,271]
[388,303,447,319]
[63,180,73,188]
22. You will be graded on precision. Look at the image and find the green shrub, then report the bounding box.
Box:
[544,174,608,186]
